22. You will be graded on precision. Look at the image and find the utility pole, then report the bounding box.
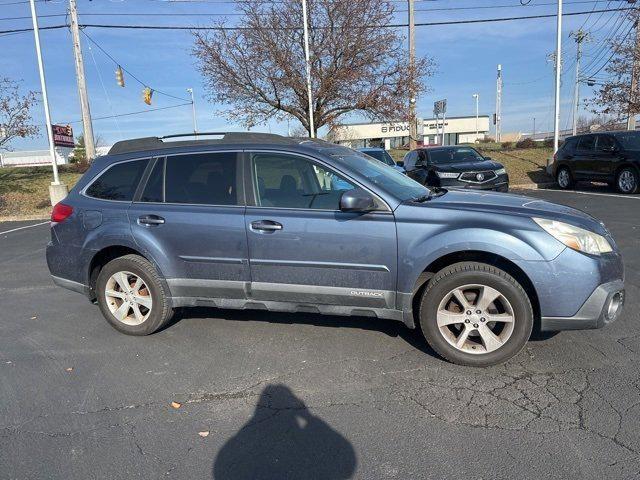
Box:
[69,0,96,161]
[29,0,67,205]
[301,0,315,138]
[472,93,479,138]
[553,0,563,155]
[408,0,417,150]
[187,88,198,136]
[571,29,588,136]
[495,64,502,142]
[627,16,640,131]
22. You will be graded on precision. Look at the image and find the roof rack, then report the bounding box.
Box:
[107,131,298,155]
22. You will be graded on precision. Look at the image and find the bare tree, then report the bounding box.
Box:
[587,11,640,121]
[192,0,433,136]
[0,78,39,150]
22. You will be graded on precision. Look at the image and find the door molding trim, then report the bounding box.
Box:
[250,258,390,272]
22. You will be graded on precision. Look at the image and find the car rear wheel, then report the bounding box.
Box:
[418,262,533,367]
[96,254,173,335]
[556,167,574,189]
[616,167,638,194]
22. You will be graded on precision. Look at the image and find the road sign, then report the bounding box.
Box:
[51,124,74,148]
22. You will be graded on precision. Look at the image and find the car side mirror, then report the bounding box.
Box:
[340,188,376,212]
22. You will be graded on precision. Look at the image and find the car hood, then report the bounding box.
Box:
[416,189,609,236]
[434,159,503,172]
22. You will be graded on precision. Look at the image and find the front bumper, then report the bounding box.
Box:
[540,280,625,331]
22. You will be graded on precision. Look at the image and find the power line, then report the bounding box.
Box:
[62,102,192,124]
[79,28,191,102]
[0,7,634,35]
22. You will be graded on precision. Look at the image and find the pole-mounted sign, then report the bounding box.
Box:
[51,124,74,148]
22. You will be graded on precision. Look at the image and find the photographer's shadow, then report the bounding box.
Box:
[213,384,357,479]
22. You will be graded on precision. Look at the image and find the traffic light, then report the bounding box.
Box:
[143,87,153,105]
[115,66,125,87]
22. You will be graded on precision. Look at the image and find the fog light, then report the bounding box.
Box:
[606,292,623,320]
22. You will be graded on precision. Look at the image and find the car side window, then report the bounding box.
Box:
[416,150,427,166]
[577,135,596,151]
[85,159,148,201]
[164,152,238,205]
[251,153,356,210]
[596,135,616,151]
[140,158,164,203]
[562,137,578,152]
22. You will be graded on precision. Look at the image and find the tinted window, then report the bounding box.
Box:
[614,132,640,150]
[165,152,237,205]
[577,136,596,151]
[562,137,578,151]
[252,153,356,210]
[140,158,164,203]
[86,159,147,201]
[596,135,616,151]
[363,150,395,166]
[429,147,484,164]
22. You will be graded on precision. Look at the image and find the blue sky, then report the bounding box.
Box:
[0,0,631,149]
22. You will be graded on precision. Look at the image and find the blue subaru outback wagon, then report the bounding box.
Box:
[46,133,625,366]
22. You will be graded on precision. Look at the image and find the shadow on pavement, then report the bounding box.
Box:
[212,384,357,479]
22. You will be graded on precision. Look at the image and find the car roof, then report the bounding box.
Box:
[565,130,639,141]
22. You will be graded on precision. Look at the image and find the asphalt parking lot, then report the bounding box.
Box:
[1,188,639,479]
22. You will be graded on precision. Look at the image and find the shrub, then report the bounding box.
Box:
[479,137,495,143]
[501,141,513,149]
[515,137,536,149]
[543,138,554,148]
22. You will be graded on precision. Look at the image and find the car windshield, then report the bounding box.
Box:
[362,150,396,167]
[339,153,429,201]
[429,147,484,164]
[614,132,640,150]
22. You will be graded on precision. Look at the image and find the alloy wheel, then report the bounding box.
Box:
[436,284,515,354]
[558,169,570,188]
[104,271,153,326]
[618,170,636,193]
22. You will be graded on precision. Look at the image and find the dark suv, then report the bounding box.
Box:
[403,146,509,192]
[47,133,625,366]
[552,131,640,194]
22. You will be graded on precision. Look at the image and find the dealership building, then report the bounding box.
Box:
[328,115,491,149]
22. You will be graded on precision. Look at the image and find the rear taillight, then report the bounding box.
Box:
[51,203,74,223]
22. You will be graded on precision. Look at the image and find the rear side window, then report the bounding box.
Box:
[85,159,147,201]
[165,152,238,205]
[577,136,596,151]
[562,137,578,151]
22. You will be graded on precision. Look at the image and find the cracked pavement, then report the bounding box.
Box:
[1,188,639,479]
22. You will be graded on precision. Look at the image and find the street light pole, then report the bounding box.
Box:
[408,0,417,150]
[553,0,563,155]
[29,0,67,204]
[187,88,198,136]
[301,0,315,138]
[472,93,479,138]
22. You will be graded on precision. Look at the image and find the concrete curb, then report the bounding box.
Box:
[0,215,49,222]
[510,182,556,190]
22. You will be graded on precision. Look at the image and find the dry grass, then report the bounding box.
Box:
[389,147,553,185]
[0,166,83,220]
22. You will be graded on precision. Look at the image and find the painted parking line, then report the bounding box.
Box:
[0,221,49,236]
[516,188,640,200]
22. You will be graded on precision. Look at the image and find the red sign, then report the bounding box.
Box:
[51,124,74,148]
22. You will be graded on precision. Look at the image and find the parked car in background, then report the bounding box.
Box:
[552,131,640,194]
[47,133,624,367]
[403,146,509,192]
[357,147,405,173]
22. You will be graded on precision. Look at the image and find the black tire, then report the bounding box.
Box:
[96,254,173,335]
[556,166,574,189]
[615,167,639,194]
[418,262,533,367]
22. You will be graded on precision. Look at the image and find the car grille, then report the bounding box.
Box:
[459,170,498,183]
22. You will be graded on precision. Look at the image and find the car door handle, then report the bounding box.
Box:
[250,220,283,232]
[138,215,165,226]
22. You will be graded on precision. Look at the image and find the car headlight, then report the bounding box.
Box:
[436,171,459,179]
[495,168,506,175]
[533,217,612,255]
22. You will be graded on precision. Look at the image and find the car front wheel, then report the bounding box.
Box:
[616,167,639,194]
[418,262,533,367]
[96,254,173,335]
